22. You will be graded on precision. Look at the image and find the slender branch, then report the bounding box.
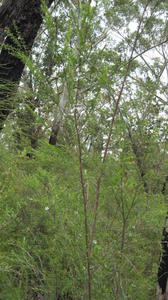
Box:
[90,2,149,247]
[74,77,91,300]
[120,173,126,256]
[128,74,167,104]
[131,38,168,63]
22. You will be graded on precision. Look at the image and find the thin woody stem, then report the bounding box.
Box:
[90,2,149,247]
[74,77,92,300]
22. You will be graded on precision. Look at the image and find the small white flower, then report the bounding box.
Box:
[93,240,97,245]
[45,206,49,211]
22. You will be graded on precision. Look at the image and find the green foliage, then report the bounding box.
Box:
[0,0,168,299]
[0,138,166,299]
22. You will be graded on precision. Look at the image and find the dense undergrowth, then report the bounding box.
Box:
[0,141,166,299]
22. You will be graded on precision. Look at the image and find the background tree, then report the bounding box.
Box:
[0,0,54,130]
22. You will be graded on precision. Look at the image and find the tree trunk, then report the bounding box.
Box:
[157,213,168,299]
[0,0,54,130]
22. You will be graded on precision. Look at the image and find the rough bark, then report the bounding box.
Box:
[157,177,168,300]
[157,216,168,300]
[0,0,54,130]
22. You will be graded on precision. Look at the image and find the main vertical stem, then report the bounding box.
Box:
[74,108,91,300]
